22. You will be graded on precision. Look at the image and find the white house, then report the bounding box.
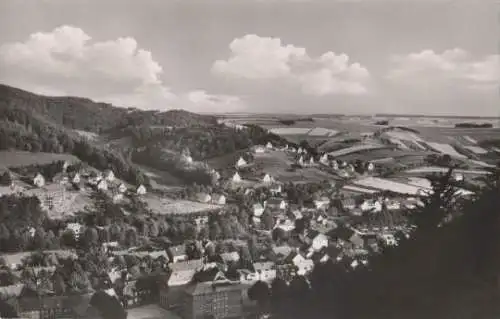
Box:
[210,169,221,181]
[297,156,304,166]
[275,219,295,232]
[297,147,304,154]
[454,173,464,182]
[309,157,315,165]
[104,169,115,182]
[196,192,212,203]
[331,161,339,170]
[378,233,397,246]
[253,145,266,154]
[319,154,329,165]
[235,157,247,168]
[253,262,276,282]
[313,197,330,210]
[269,184,282,195]
[385,199,401,211]
[136,184,147,195]
[71,173,81,184]
[97,180,108,191]
[262,173,273,184]
[118,183,127,193]
[266,142,273,149]
[310,233,329,251]
[338,170,350,178]
[360,199,382,213]
[212,194,226,205]
[252,216,261,225]
[232,172,242,183]
[265,198,287,210]
[66,223,83,239]
[367,162,375,172]
[253,203,265,217]
[347,164,355,173]
[33,173,45,188]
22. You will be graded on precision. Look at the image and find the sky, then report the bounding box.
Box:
[0,0,498,116]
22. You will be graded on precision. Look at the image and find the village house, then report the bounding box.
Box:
[366,162,375,172]
[275,218,295,232]
[220,251,240,264]
[454,173,464,182]
[111,188,124,203]
[331,160,339,170]
[269,183,282,196]
[88,171,102,185]
[265,198,287,210]
[266,141,274,149]
[385,198,401,211]
[297,156,304,166]
[96,179,108,191]
[169,245,189,263]
[319,154,329,165]
[328,227,365,249]
[284,251,314,276]
[338,170,351,178]
[307,231,329,251]
[71,172,81,184]
[136,184,147,195]
[231,172,242,183]
[211,194,226,205]
[252,203,265,217]
[117,183,127,193]
[196,192,212,204]
[235,157,247,168]
[360,199,383,213]
[341,198,356,211]
[253,261,276,282]
[262,173,273,184]
[103,169,115,182]
[160,262,200,310]
[66,222,84,239]
[253,145,266,154]
[378,233,398,246]
[210,169,221,181]
[308,156,315,166]
[33,173,45,188]
[313,197,331,210]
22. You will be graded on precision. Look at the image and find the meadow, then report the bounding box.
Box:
[0,151,80,169]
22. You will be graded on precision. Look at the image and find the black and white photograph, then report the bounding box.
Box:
[0,0,498,319]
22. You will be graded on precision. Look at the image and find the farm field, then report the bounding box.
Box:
[404,166,490,175]
[1,250,77,267]
[327,144,388,157]
[144,195,219,216]
[0,151,80,169]
[353,176,430,195]
[425,142,467,159]
[250,150,338,183]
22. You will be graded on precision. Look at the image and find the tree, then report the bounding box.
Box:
[0,171,12,186]
[248,281,271,315]
[261,212,274,230]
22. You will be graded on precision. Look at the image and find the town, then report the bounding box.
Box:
[0,115,497,319]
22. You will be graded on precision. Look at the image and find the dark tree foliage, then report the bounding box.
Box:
[259,168,500,319]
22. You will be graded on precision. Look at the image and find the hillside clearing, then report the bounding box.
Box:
[327,144,388,157]
[144,196,219,216]
[0,151,80,168]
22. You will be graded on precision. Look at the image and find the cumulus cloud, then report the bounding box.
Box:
[212,34,370,96]
[0,25,243,112]
[387,48,499,90]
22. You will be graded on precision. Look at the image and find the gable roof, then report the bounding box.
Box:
[169,259,203,272]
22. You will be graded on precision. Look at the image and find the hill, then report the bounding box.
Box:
[0,84,290,187]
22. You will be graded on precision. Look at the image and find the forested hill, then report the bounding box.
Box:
[0,84,218,133]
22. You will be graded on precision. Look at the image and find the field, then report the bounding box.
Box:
[0,151,79,169]
[425,142,467,159]
[1,250,77,266]
[353,177,430,195]
[251,150,338,183]
[404,166,489,175]
[144,195,219,216]
[326,144,389,157]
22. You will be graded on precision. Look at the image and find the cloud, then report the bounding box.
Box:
[212,34,370,96]
[387,49,499,90]
[0,25,243,112]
